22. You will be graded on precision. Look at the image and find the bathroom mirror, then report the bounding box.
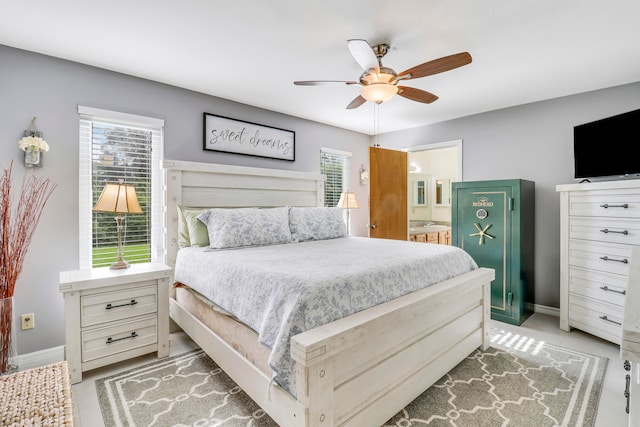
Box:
[412,176,428,206]
[434,178,451,206]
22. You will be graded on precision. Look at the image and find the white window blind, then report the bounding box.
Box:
[320,148,351,207]
[78,106,164,269]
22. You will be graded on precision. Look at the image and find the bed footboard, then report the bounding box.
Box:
[171,267,493,427]
[291,267,494,427]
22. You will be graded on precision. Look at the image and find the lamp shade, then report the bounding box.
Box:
[93,182,143,214]
[360,83,398,104]
[337,192,360,210]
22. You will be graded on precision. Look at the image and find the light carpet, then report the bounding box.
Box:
[96,329,607,426]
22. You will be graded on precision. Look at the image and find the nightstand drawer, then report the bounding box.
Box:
[81,283,157,327]
[82,316,157,362]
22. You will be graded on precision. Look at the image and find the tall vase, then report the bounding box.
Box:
[0,297,17,375]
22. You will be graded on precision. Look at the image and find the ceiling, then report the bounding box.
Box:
[2,1,640,135]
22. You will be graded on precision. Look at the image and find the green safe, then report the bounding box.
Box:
[451,179,535,325]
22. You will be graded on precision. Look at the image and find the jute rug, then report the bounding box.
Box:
[96,329,607,426]
[0,361,75,426]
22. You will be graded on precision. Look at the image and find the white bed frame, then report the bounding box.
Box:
[163,159,494,427]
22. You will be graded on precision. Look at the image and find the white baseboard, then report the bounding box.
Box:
[15,346,65,371]
[533,304,560,317]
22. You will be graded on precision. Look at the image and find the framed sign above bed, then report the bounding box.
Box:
[203,113,295,161]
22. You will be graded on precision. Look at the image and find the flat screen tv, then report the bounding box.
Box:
[574,108,640,180]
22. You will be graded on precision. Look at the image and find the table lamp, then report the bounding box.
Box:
[93,180,143,269]
[337,191,360,235]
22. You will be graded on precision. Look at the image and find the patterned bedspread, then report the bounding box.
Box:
[174,237,478,397]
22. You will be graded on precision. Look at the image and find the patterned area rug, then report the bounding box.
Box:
[96,329,607,427]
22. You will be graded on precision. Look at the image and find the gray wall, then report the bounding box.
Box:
[378,82,640,308]
[0,44,370,355]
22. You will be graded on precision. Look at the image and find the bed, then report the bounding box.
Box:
[163,159,495,427]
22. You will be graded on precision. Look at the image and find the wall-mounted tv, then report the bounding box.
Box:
[574,108,640,180]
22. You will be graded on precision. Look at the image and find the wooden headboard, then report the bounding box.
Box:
[162,160,326,268]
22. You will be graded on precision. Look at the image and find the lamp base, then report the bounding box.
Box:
[110,214,130,270]
[109,260,130,270]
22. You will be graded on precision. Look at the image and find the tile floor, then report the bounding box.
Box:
[72,313,629,426]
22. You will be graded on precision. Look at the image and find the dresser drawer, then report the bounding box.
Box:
[569,217,640,245]
[569,239,632,276]
[569,267,627,307]
[569,190,640,219]
[569,295,623,343]
[81,283,158,327]
[82,316,157,362]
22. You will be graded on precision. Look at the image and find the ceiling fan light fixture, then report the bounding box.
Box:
[360,83,398,104]
[361,67,397,84]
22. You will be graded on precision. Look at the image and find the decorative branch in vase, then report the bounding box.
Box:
[0,161,56,373]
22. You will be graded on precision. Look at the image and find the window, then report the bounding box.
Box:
[320,148,351,207]
[79,106,164,269]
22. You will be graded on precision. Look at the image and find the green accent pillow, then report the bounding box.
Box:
[176,206,210,247]
[177,205,191,247]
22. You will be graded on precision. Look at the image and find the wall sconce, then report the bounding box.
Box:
[18,117,49,168]
[359,164,369,186]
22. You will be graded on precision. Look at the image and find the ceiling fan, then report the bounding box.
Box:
[294,39,472,109]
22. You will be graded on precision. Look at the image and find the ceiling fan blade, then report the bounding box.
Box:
[399,52,472,80]
[346,95,367,109]
[397,86,439,104]
[347,39,379,71]
[294,80,358,86]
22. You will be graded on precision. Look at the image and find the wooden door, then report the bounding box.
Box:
[369,147,408,240]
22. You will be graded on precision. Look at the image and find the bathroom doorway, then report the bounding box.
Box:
[405,139,462,243]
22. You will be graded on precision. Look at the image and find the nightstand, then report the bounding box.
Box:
[59,262,172,384]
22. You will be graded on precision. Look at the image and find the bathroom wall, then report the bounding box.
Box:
[408,147,459,225]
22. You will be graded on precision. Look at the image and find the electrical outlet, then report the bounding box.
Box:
[21,313,34,330]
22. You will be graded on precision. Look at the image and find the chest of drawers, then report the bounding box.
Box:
[59,263,172,383]
[557,179,640,344]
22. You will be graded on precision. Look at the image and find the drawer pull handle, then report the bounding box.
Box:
[600,228,629,235]
[599,256,628,264]
[106,331,138,344]
[105,299,138,310]
[599,285,627,295]
[625,373,631,414]
[600,203,629,209]
[599,315,621,325]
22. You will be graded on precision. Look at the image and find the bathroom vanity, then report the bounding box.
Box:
[409,224,451,245]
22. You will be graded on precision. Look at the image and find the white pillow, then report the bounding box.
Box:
[198,207,292,249]
[289,207,346,241]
